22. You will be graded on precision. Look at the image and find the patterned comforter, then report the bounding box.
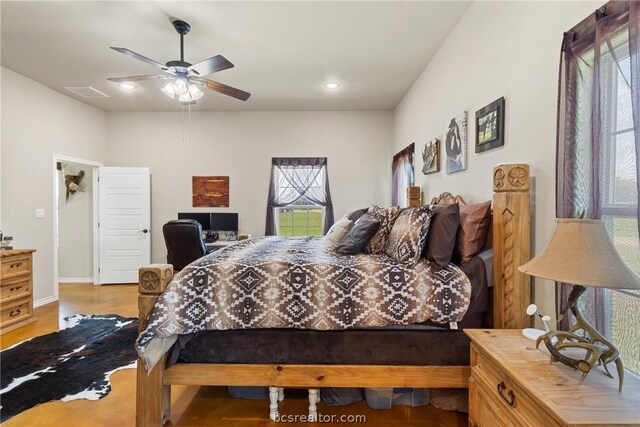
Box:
[137,236,472,371]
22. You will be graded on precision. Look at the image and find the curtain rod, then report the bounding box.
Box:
[567,1,628,39]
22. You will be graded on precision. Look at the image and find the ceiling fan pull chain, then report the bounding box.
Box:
[188,102,192,143]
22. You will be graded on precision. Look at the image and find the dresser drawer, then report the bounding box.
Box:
[0,276,31,301]
[1,296,32,326]
[1,255,31,279]
[471,344,562,427]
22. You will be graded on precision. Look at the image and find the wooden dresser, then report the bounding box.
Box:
[466,329,640,427]
[1,249,37,334]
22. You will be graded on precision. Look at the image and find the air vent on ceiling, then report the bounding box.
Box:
[64,87,109,98]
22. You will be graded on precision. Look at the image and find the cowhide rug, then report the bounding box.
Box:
[0,314,138,422]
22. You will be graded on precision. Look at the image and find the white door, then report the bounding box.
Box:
[98,167,151,284]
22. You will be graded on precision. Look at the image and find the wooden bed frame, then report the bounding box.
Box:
[135,163,532,426]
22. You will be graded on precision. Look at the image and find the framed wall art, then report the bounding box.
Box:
[422,138,440,174]
[192,176,229,207]
[475,97,505,153]
[445,112,467,174]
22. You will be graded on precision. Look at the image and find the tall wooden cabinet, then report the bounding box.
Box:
[1,249,37,334]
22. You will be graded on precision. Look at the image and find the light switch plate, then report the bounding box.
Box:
[35,208,45,219]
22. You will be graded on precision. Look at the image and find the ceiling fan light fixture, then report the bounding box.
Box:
[178,93,192,103]
[173,78,189,96]
[188,83,204,100]
[161,82,175,98]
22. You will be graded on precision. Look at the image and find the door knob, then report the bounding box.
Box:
[139,229,149,234]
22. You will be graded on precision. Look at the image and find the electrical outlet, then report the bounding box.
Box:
[35,209,45,219]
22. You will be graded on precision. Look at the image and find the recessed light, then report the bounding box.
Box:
[324,82,340,89]
[119,83,136,91]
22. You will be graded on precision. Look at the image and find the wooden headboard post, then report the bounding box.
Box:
[492,164,532,329]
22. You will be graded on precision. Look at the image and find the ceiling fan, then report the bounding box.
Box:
[108,20,250,104]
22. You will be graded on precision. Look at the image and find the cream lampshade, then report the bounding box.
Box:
[518,218,640,392]
[519,219,640,289]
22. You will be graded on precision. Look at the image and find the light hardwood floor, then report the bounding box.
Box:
[1,283,467,427]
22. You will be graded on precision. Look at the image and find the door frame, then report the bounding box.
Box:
[52,154,103,302]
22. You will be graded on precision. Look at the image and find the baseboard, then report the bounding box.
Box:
[34,295,57,308]
[58,277,94,284]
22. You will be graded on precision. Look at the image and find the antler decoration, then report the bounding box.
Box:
[536,284,624,392]
[65,170,86,200]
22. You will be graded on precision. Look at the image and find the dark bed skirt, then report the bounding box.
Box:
[169,255,489,367]
[172,327,472,366]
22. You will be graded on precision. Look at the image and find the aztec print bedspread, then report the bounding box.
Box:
[137,236,472,371]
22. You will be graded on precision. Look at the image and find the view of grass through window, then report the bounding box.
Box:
[278,207,324,237]
[607,217,640,374]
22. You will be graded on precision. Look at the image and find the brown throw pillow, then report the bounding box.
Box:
[455,201,492,264]
[424,203,461,267]
[336,213,381,255]
[384,205,437,266]
[365,205,401,254]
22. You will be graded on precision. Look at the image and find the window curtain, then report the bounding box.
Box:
[265,157,334,236]
[391,143,415,207]
[556,2,640,332]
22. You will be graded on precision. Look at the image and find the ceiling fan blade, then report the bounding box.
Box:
[188,55,234,76]
[110,47,167,71]
[200,78,251,101]
[107,75,173,83]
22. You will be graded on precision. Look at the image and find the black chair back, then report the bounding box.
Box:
[162,220,207,271]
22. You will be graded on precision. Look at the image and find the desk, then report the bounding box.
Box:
[205,240,237,249]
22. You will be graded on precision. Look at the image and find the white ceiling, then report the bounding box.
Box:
[1,1,471,112]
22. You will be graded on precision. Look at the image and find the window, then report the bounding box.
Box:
[391,143,415,207]
[600,49,639,374]
[558,3,639,375]
[275,167,325,236]
[265,158,334,237]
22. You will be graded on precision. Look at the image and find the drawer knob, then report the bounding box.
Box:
[10,262,23,268]
[10,285,23,292]
[9,308,22,317]
[497,381,516,407]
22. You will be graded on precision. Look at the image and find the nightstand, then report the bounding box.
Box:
[466,329,640,426]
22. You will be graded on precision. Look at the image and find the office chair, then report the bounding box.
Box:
[162,219,216,271]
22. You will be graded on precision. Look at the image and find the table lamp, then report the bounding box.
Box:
[518,219,640,392]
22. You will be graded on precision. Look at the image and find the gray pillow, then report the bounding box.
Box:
[345,207,369,222]
[336,213,381,255]
[325,217,353,251]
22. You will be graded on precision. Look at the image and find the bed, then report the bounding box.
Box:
[135,163,532,426]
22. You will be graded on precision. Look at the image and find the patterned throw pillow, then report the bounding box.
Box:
[365,205,401,254]
[384,205,437,266]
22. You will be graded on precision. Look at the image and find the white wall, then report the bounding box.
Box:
[393,1,601,324]
[107,111,393,263]
[57,162,94,280]
[1,67,107,304]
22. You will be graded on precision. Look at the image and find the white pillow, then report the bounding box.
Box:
[325,217,353,251]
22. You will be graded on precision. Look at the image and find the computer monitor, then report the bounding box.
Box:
[210,213,238,232]
[177,213,211,231]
